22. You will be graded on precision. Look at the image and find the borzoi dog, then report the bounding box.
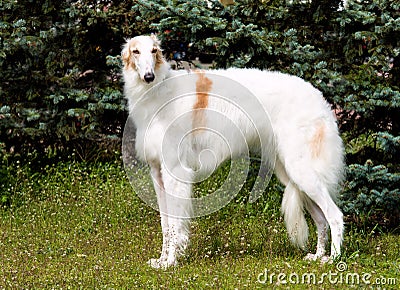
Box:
[122,34,345,268]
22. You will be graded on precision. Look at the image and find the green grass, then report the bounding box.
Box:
[0,161,399,289]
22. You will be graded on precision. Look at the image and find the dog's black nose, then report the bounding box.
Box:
[144,73,155,83]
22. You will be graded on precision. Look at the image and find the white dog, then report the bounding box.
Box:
[122,34,345,268]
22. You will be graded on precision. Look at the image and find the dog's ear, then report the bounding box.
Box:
[155,48,165,68]
[121,39,131,65]
[150,34,165,67]
[150,33,161,46]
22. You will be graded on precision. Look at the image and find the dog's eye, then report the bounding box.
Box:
[151,48,158,54]
[132,49,140,54]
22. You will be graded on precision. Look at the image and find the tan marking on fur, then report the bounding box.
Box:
[310,121,325,158]
[193,71,212,132]
[154,48,164,70]
[122,38,139,70]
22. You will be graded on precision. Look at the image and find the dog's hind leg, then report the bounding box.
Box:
[285,161,343,261]
[305,184,342,262]
[304,199,329,260]
[276,158,332,260]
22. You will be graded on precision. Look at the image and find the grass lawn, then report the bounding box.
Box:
[1,161,399,289]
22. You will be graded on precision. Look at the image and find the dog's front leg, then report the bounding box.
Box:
[148,164,170,268]
[148,163,193,269]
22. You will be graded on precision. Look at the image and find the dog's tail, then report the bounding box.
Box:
[281,182,308,249]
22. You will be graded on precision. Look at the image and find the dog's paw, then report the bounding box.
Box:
[320,255,334,264]
[147,258,177,269]
[147,258,164,269]
[304,253,333,264]
[304,253,319,261]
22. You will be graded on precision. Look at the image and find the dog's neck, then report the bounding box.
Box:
[154,60,172,84]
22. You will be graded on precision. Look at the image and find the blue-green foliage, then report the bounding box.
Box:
[340,160,399,227]
[0,0,132,155]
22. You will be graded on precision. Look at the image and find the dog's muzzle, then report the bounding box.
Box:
[144,72,155,83]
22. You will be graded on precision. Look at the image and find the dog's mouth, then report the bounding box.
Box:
[144,72,155,83]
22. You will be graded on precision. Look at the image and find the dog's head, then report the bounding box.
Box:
[122,34,165,83]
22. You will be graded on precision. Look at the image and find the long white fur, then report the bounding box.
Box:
[122,35,345,268]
